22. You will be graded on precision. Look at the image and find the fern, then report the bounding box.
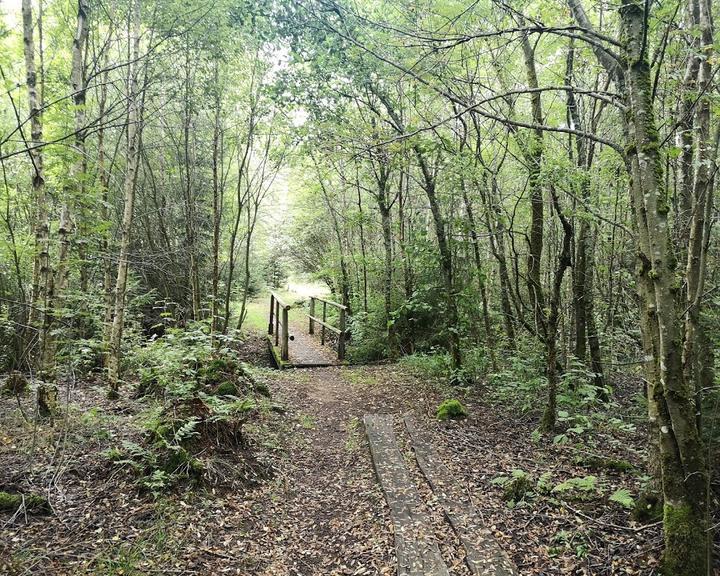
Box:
[609,488,635,509]
[173,417,200,443]
[553,475,598,494]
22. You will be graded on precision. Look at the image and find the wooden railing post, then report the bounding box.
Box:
[275,300,280,346]
[268,293,275,335]
[321,301,327,345]
[309,297,315,335]
[281,305,289,361]
[338,308,346,361]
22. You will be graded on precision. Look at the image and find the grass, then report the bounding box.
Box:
[345,417,361,452]
[240,298,270,333]
[343,368,377,387]
[298,413,316,429]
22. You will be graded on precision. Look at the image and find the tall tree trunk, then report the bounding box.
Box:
[461,177,495,369]
[99,71,114,360]
[621,1,709,571]
[479,173,516,349]
[183,36,200,321]
[40,0,90,379]
[565,38,606,391]
[355,173,369,314]
[521,33,546,340]
[108,0,142,397]
[414,148,461,369]
[210,61,222,349]
[22,0,48,352]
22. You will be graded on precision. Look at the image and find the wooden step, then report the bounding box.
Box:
[364,414,450,576]
[404,414,519,576]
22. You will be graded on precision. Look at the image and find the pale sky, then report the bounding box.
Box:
[2,0,21,29]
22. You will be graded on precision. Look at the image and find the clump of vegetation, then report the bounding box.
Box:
[109,327,271,493]
[436,398,468,421]
[578,455,634,473]
[633,491,663,523]
[551,475,600,501]
[37,384,58,418]
[492,469,534,503]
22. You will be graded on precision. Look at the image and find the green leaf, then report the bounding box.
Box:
[609,488,635,509]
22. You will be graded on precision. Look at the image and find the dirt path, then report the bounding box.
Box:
[246,365,470,575]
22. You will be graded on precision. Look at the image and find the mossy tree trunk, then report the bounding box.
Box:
[620,1,710,572]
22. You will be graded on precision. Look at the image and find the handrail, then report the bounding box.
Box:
[308,296,347,360]
[270,291,291,311]
[268,292,291,361]
[311,295,347,311]
[306,315,342,334]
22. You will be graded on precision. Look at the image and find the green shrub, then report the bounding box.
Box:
[400,351,452,380]
[109,326,267,494]
[436,399,468,421]
[215,381,238,396]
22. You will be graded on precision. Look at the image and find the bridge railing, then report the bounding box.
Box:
[268,291,291,361]
[308,296,347,361]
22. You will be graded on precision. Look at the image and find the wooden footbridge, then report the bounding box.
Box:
[267,291,348,368]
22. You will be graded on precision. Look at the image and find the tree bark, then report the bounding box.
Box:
[22,0,48,349]
[108,0,143,397]
[620,1,710,571]
[211,60,222,349]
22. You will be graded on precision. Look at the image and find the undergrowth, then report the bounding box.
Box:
[106,324,272,495]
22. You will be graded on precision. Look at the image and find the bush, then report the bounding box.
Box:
[436,398,468,421]
[400,351,452,380]
[110,325,269,493]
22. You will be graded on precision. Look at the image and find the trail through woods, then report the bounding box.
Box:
[1,327,663,575]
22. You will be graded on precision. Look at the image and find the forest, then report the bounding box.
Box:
[0,0,718,574]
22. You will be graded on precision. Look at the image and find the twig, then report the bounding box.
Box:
[561,500,661,533]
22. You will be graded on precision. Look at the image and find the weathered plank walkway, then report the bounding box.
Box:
[363,414,450,576]
[267,293,345,368]
[285,318,341,367]
[404,415,519,576]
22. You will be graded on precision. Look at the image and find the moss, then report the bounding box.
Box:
[163,447,192,473]
[539,406,556,433]
[436,399,468,421]
[37,384,58,418]
[0,491,49,513]
[3,372,28,395]
[215,381,238,397]
[253,381,271,398]
[633,491,663,523]
[661,502,707,575]
[202,358,238,386]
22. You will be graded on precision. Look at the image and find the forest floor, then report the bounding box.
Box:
[0,318,675,575]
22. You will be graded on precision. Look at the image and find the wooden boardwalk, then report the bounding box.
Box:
[364,414,450,576]
[284,318,341,367]
[404,415,518,576]
[365,413,518,576]
[267,293,346,368]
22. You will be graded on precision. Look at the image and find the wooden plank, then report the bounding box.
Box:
[266,334,289,369]
[280,306,289,360]
[312,295,347,310]
[338,308,346,360]
[269,290,291,310]
[403,415,518,576]
[364,414,449,576]
[305,315,341,334]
